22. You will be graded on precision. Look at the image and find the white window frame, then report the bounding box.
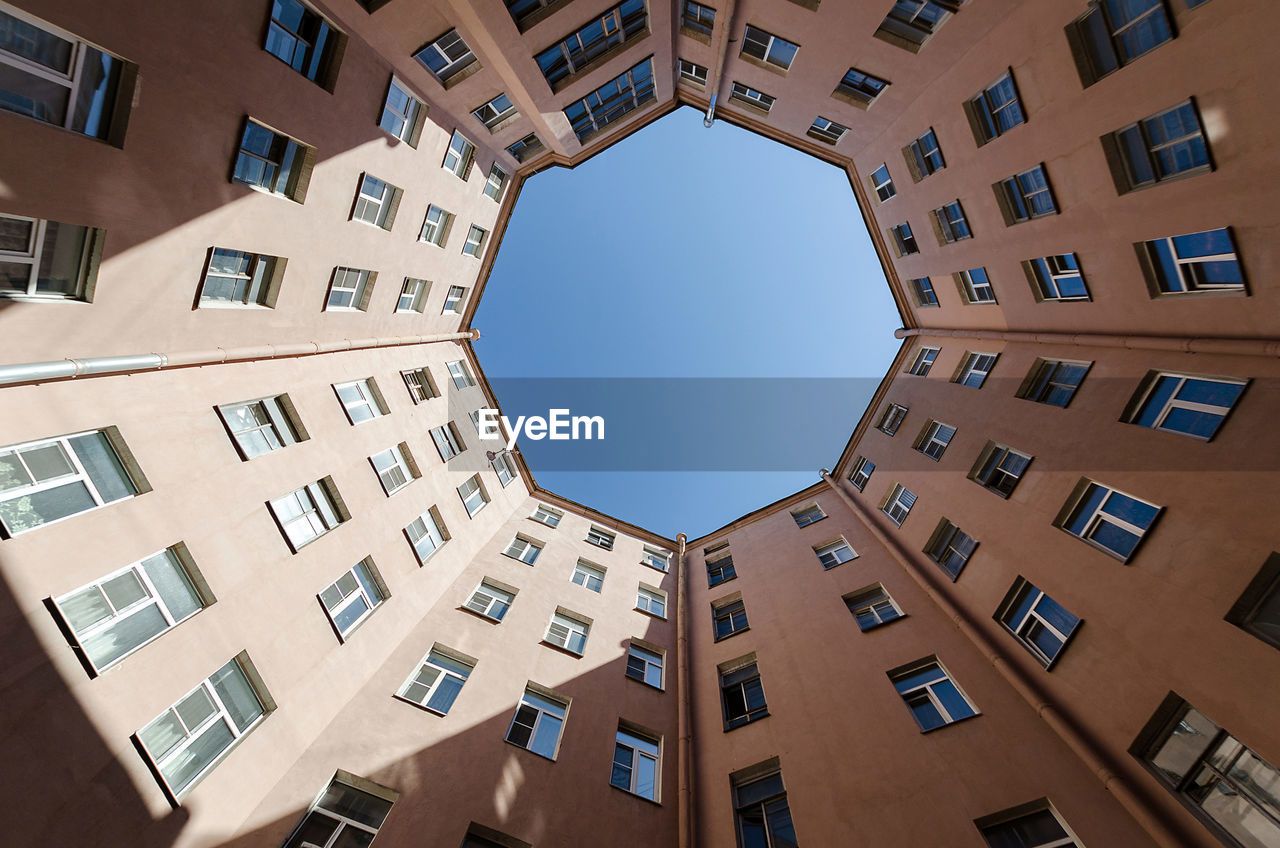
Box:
[283,775,396,848]
[370,443,415,495]
[612,726,661,801]
[333,378,385,424]
[971,443,1031,497]
[462,225,487,258]
[269,479,344,551]
[849,456,875,491]
[52,546,207,674]
[815,539,856,569]
[379,76,423,145]
[572,560,605,593]
[914,419,956,460]
[1140,228,1245,294]
[997,578,1081,668]
[503,535,542,564]
[457,474,489,517]
[396,647,474,714]
[958,268,996,304]
[505,687,567,759]
[870,164,895,202]
[1019,358,1090,407]
[351,173,399,230]
[890,658,978,732]
[1059,481,1161,562]
[406,507,448,562]
[729,81,774,112]
[217,395,301,459]
[678,58,708,86]
[925,518,977,579]
[890,222,918,256]
[430,423,464,461]
[955,352,998,388]
[740,24,797,70]
[448,359,476,389]
[472,92,517,130]
[636,585,667,618]
[907,347,938,376]
[400,367,436,403]
[197,246,280,308]
[531,504,563,527]
[395,277,429,313]
[414,28,476,84]
[586,525,616,550]
[877,403,908,435]
[0,213,99,301]
[0,429,140,537]
[642,545,671,572]
[492,451,517,486]
[626,643,664,688]
[443,131,476,179]
[845,584,903,630]
[319,558,387,640]
[1125,372,1247,441]
[483,164,508,201]
[464,580,514,620]
[545,611,590,655]
[419,204,452,246]
[443,284,468,314]
[881,483,916,526]
[790,503,826,527]
[1027,253,1089,302]
[324,266,374,311]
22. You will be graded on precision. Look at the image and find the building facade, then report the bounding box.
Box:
[0,1,1276,847]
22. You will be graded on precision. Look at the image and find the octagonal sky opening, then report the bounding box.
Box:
[474,106,901,538]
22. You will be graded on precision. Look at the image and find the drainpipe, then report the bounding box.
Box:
[675,532,694,848]
[0,330,480,388]
[817,469,1197,848]
[895,327,1280,358]
[701,0,739,128]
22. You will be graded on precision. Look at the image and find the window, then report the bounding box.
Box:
[1058,480,1161,562]
[971,443,1032,497]
[379,76,425,145]
[448,359,476,389]
[729,81,775,113]
[636,585,666,618]
[400,367,436,404]
[706,546,736,586]
[889,222,919,257]
[627,642,664,688]
[914,420,956,460]
[472,93,517,132]
[350,174,401,230]
[506,686,567,759]
[280,774,395,848]
[397,647,474,714]
[1136,227,1246,295]
[678,58,708,86]
[572,560,605,592]
[0,3,133,143]
[406,507,449,562]
[977,802,1082,848]
[1225,554,1280,651]
[966,71,1025,144]
[464,580,513,621]
[532,504,563,527]
[1132,695,1280,848]
[0,213,103,301]
[1018,358,1091,407]
[535,0,648,89]
[877,402,908,435]
[51,545,208,674]
[1104,100,1210,193]
[995,164,1058,224]
[506,133,544,163]
[462,225,488,257]
[0,428,142,537]
[721,659,768,729]
[504,0,565,29]
[395,277,429,313]
[484,164,509,201]
[957,268,996,304]
[642,545,670,571]
[1025,254,1089,302]
[217,395,304,459]
[136,655,269,800]
[741,25,798,71]
[414,28,477,86]
[875,0,960,51]
[880,484,921,525]
[370,443,417,495]
[681,1,716,37]
[814,539,856,569]
[790,503,825,527]
[320,558,387,639]
[564,58,656,143]
[587,525,615,549]
[264,0,341,88]
[195,245,285,308]
[997,578,1082,667]
[419,204,453,246]
[732,768,797,848]
[845,584,904,631]
[849,456,875,491]
[925,518,977,579]
[836,67,890,108]
[1067,0,1173,87]
[233,119,315,202]
[611,725,660,800]
[713,597,749,640]
[889,658,978,731]
[869,164,896,202]
[1123,372,1246,441]
[437,284,467,315]
[544,610,590,654]
[932,200,971,244]
[954,352,998,388]
[443,131,476,180]
[333,378,386,424]
[324,267,375,311]
[504,535,541,564]
[907,347,939,376]
[910,276,938,307]
[903,128,944,181]
[269,478,346,551]
[457,474,489,517]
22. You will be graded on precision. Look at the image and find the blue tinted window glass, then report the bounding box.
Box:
[1149,239,1184,291]
[1102,491,1158,527]
[428,674,464,714]
[894,666,943,693]
[1172,228,1233,259]
[932,678,975,721]
[1136,376,1180,427]
[1091,522,1141,558]
[1177,378,1243,408]
[1162,408,1223,439]
[1067,486,1108,534]
[1035,594,1079,634]
[908,695,946,731]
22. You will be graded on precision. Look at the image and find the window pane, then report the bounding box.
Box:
[68,432,136,503]
[83,603,167,668]
[0,480,96,531]
[163,719,234,794]
[210,662,264,733]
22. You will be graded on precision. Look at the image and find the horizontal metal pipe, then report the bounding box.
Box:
[894,327,1280,357]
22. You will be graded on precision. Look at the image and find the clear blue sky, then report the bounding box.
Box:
[474,105,901,539]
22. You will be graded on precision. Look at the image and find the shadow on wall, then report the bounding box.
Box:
[0,558,190,848]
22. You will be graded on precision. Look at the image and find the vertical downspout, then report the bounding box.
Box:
[818,471,1195,848]
[675,532,694,848]
[701,0,738,128]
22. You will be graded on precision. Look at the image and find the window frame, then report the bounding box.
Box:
[740,24,799,72]
[544,609,591,655]
[396,277,429,314]
[965,70,1025,145]
[720,658,769,730]
[531,504,563,527]
[1135,227,1246,296]
[457,474,490,517]
[836,67,890,108]
[970,442,1032,498]
[0,213,104,302]
[443,130,476,180]
[845,584,905,631]
[626,640,665,689]
[881,483,917,527]
[924,518,977,580]
[323,266,376,312]
[571,559,606,593]
[611,724,661,800]
[405,506,449,563]
[268,478,346,552]
[712,597,749,641]
[729,81,775,113]
[216,394,305,460]
[419,204,453,247]
[1056,479,1162,563]
[319,557,388,641]
[995,577,1082,669]
[907,346,939,376]
[332,378,386,424]
[1024,253,1090,302]
[956,267,997,304]
[472,92,518,132]
[636,584,667,618]
[395,646,475,714]
[350,173,401,231]
[953,351,998,388]
[232,118,315,203]
[1017,358,1091,407]
[877,402,909,435]
[505,686,568,759]
[503,534,542,564]
[369,443,418,496]
[379,76,425,146]
[994,164,1058,224]
[849,456,875,491]
[814,538,856,569]
[586,525,616,550]
[790,503,826,527]
[463,579,514,621]
[888,656,979,732]
[413,28,478,86]
[903,127,945,181]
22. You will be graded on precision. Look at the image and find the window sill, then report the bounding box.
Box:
[392,694,449,716]
[738,53,790,78]
[501,552,537,566]
[680,25,712,45]
[919,712,981,734]
[457,605,502,625]
[540,639,584,659]
[585,540,614,551]
[713,627,749,643]
[625,674,664,692]
[830,88,877,111]
[609,783,662,806]
[503,738,556,761]
[484,113,521,135]
[857,613,908,633]
[634,607,667,621]
[724,712,770,732]
[728,95,771,116]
